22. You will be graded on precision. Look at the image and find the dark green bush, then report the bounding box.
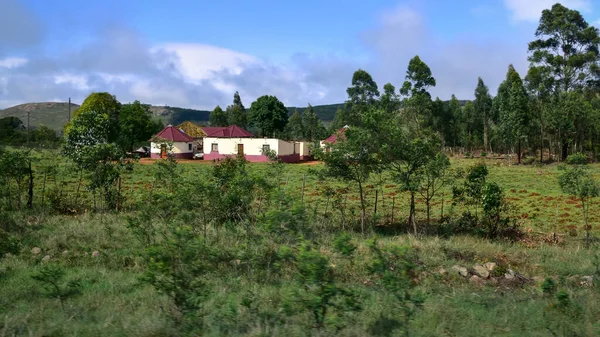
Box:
[566,153,588,165]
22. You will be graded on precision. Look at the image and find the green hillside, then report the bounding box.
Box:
[0,102,79,131]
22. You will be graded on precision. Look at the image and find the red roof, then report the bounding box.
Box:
[202,125,254,138]
[323,126,348,144]
[151,125,194,142]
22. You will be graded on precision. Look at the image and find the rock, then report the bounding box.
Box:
[91,251,100,258]
[505,269,516,280]
[469,275,485,286]
[473,265,490,279]
[42,255,51,262]
[62,250,69,256]
[451,265,468,277]
[581,275,593,286]
[484,262,497,272]
[31,247,41,255]
[438,268,447,275]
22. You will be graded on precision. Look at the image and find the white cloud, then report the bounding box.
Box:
[54,74,91,91]
[0,57,27,68]
[156,43,260,83]
[593,19,600,27]
[503,0,592,22]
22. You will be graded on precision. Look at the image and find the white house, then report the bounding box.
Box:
[149,125,194,159]
[202,125,307,163]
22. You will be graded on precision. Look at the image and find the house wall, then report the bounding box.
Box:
[150,141,194,159]
[299,142,313,160]
[203,137,302,162]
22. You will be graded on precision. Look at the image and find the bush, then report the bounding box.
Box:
[522,156,536,165]
[465,151,472,158]
[566,153,588,165]
[480,151,487,157]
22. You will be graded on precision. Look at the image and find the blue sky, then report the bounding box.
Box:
[1,0,599,109]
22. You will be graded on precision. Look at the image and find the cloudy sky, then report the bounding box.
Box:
[1,0,599,110]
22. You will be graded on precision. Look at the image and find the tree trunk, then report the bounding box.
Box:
[483,112,489,152]
[517,139,522,164]
[409,192,417,236]
[358,181,366,234]
[561,141,569,161]
[426,198,431,231]
[27,161,33,209]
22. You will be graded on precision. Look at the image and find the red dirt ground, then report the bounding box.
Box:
[138,158,323,166]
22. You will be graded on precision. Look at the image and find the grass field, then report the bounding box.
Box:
[2,155,600,336]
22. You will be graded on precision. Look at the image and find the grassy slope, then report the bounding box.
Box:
[2,157,600,336]
[0,103,80,131]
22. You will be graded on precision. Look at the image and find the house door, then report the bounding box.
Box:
[237,144,244,156]
[160,144,167,159]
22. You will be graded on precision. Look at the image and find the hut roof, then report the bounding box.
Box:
[151,125,194,142]
[175,121,207,138]
[323,126,348,144]
[202,125,254,138]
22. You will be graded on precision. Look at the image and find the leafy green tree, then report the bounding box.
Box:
[249,95,288,137]
[119,100,160,152]
[418,152,450,227]
[209,105,228,127]
[447,95,462,147]
[460,101,479,149]
[527,3,600,160]
[400,55,436,132]
[227,92,248,128]
[474,77,493,152]
[32,124,60,147]
[497,65,531,163]
[0,117,25,145]
[302,104,320,141]
[380,83,400,114]
[315,114,383,233]
[386,131,441,234]
[558,165,599,247]
[72,92,121,143]
[345,69,380,126]
[285,110,304,140]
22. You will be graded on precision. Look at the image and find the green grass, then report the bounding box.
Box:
[3,155,600,336]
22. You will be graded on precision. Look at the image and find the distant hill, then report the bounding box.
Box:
[0,102,80,131]
[0,100,469,131]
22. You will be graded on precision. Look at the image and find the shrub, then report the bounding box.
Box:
[465,151,472,158]
[566,153,588,165]
[480,151,487,157]
[522,156,536,165]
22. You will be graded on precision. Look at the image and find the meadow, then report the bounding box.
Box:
[2,154,600,336]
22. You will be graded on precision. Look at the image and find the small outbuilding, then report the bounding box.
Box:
[320,125,348,150]
[150,125,194,159]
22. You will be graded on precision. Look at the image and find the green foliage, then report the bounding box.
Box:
[285,110,304,140]
[249,95,288,137]
[31,265,81,311]
[293,243,361,330]
[72,92,121,143]
[400,55,436,131]
[368,240,424,336]
[118,100,162,152]
[345,69,380,126]
[333,233,356,257]
[209,105,228,127]
[380,83,400,114]
[566,152,588,165]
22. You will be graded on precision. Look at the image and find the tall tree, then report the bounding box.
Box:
[400,56,436,132]
[345,69,380,126]
[302,104,320,141]
[528,3,600,160]
[119,100,161,152]
[209,105,228,127]
[474,78,493,152]
[285,110,304,140]
[72,92,122,143]
[497,65,531,164]
[227,92,248,128]
[249,95,288,137]
[448,95,462,147]
[380,83,400,114]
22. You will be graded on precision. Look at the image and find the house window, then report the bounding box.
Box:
[262,144,270,153]
[188,143,192,151]
[237,144,244,155]
[211,143,218,152]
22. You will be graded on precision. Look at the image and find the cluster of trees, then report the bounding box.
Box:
[209,91,329,141]
[326,3,600,162]
[0,116,60,147]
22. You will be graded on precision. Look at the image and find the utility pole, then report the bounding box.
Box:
[68,97,71,122]
[27,110,30,146]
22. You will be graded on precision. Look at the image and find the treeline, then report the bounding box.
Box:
[0,116,61,147]
[324,3,600,162]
